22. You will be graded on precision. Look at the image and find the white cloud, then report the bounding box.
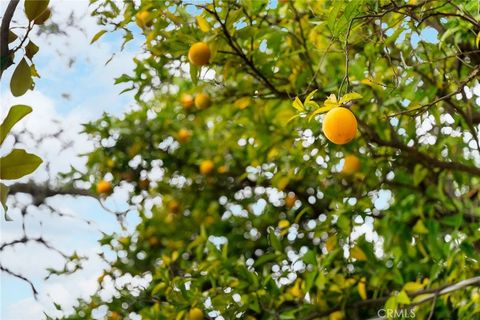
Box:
[1,1,142,319]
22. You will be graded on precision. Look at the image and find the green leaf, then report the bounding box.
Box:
[396,290,411,305]
[292,96,304,112]
[413,165,428,186]
[413,220,428,234]
[24,0,49,21]
[441,214,463,228]
[304,89,318,105]
[0,105,32,145]
[10,59,32,97]
[339,92,362,104]
[0,149,42,180]
[90,30,108,44]
[0,183,11,221]
[25,41,39,60]
[308,105,335,121]
[189,63,199,85]
[267,226,282,252]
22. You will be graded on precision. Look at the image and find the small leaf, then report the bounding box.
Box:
[30,64,40,78]
[90,30,107,44]
[292,97,304,112]
[358,278,367,300]
[196,15,210,32]
[476,32,480,48]
[267,226,282,251]
[326,234,337,252]
[25,41,39,60]
[339,92,362,104]
[397,290,411,305]
[304,89,318,105]
[10,59,32,97]
[350,246,367,261]
[413,220,428,234]
[278,219,290,229]
[0,149,42,180]
[403,282,424,292]
[189,63,199,85]
[0,105,32,145]
[308,105,335,121]
[25,0,49,21]
[34,8,50,25]
[8,31,17,43]
[0,183,11,221]
[234,97,251,109]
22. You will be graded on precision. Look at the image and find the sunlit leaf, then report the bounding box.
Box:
[10,59,32,97]
[0,105,32,145]
[0,149,42,180]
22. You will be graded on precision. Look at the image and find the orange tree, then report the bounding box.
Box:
[64,1,480,319]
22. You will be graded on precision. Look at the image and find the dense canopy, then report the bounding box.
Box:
[53,0,480,319]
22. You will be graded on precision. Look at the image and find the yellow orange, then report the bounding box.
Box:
[188,42,211,66]
[181,94,195,109]
[136,11,152,28]
[96,180,113,194]
[188,307,204,320]
[194,92,211,109]
[199,160,214,175]
[322,107,357,145]
[178,128,191,143]
[341,155,360,175]
[285,193,296,208]
[167,200,180,213]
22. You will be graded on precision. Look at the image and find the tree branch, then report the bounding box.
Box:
[0,0,20,78]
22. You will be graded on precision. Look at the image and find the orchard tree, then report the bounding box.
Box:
[32,0,480,319]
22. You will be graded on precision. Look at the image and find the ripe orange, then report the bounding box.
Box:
[217,165,227,173]
[178,128,191,143]
[168,200,180,213]
[341,155,360,175]
[138,178,150,190]
[108,311,121,320]
[188,308,204,320]
[181,94,195,109]
[136,11,152,28]
[285,193,296,208]
[322,107,357,145]
[96,180,113,194]
[194,93,211,109]
[199,160,214,175]
[188,42,211,66]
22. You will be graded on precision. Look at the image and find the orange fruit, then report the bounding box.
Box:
[136,11,152,28]
[178,128,191,143]
[199,160,214,175]
[194,93,211,109]
[217,165,227,173]
[341,155,360,175]
[188,42,211,66]
[285,193,296,208]
[188,308,204,320]
[322,107,357,145]
[181,94,195,109]
[96,180,113,194]
[167,200,180,213]
[108,311,121,320]
[138,179,150,190]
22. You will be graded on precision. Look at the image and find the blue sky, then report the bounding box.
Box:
[1,2,143,318]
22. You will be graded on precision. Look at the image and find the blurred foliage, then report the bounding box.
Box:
[62,0,480,319]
